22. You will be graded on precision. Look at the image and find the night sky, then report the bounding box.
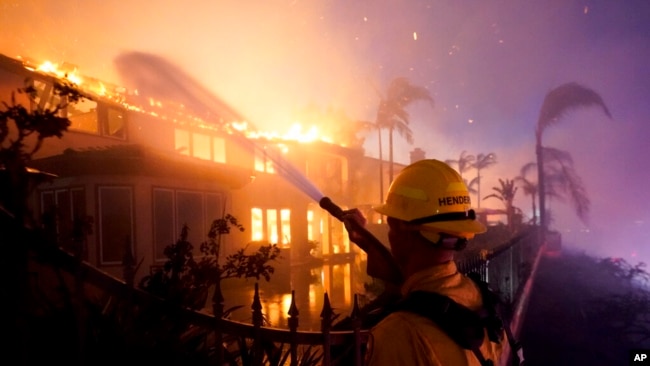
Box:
[1,0,649,262]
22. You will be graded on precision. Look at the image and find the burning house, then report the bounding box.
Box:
[0,53,400,284]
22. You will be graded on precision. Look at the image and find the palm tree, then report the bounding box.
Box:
[514,162,538,225]
[374,77,434,185]
[535,82,611,242]
[465,176,480,199]
[483,178,519,233]
[445,150,476,178]
[516,151,584,226]
[472,153,497,208]
[446,152,479,204]
[542,146,590,223]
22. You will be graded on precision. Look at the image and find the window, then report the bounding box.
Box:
[152,188,225,261]
[213,136,226,163]
[153,189,175,261]
[254,147,276,173]
[251,208,264,242]
[175,128,190,155]
[98,186,134,265]
[305,202,349,256]
[68,98,98,134]
[307,209,314,241]
[280,209,291,245]
[267,209,278,244]
[32,79,62,112]
[177,191,204,246]
[251,207,291,247]
[104,107,126,139]
[30,79,126,140]
[40,187,86,255]
[193,133,211,160]
[173,129,227,163]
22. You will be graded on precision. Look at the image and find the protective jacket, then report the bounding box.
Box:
[364,261,504,366]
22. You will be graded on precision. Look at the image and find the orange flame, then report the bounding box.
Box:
[17,56,342,147]
[232,121,334,144]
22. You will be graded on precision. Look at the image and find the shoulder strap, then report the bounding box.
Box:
[467,272,525,366]
[398,291,494,366]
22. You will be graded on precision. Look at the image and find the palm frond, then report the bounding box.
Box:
[392,120,414,144]
[474,153,497,169]
[520,162,537,178]
[465,176,479,194]
[514,176,537,196]
[542,146,590,223]
[536,82,612,139]
[483,193,504,202]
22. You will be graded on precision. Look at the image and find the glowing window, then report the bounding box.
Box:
[175,129,190,155]
[280,209,291,245]
[251,208,264,241]
[106,108,126,139]
[193,133,211,160]
[254,153,265,172]
[32,80,61,112]
[307,210,314,241]
[254,148,275,173]
[213,136,226,163]
[267,209,278,244]
[266,157,275,173]
[68,98,98,134]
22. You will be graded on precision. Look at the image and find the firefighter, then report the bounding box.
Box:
[343,159,504,366]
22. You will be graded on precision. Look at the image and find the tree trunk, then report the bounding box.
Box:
[378,127,384,204]
[388,127,394,184]
[476,168,481,209]
[536,144,547,244]
[531,193,537,226]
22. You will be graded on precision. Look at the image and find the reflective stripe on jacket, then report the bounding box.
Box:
[365,261,503,366]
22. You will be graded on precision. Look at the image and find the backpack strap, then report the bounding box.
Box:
[467,272,525,366]
[398,291,495,366]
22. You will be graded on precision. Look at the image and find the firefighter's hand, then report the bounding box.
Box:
[341,208,367,244]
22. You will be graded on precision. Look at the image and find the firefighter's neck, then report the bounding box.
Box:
[401,238,455,279]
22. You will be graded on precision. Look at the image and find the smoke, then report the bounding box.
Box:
[113,52,248,122]
[114,51,326,202]
[2,0,649,263]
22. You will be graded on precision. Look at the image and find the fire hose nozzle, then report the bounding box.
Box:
[318,196,402,285]
[319,196,344,221]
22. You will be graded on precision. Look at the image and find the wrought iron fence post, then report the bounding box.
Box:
[352,294,363,366]
[252,283,264,366]
[320,293,333,366]
[212,278,225,365]
[288,290,299,366]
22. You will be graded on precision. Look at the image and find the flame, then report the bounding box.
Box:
[16,55,343,147]
[232,121,334,144]
[36,60,83,85]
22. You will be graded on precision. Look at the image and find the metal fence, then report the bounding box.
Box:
[458,229,539,308]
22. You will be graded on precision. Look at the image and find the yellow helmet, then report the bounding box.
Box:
[374,159,486,240]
